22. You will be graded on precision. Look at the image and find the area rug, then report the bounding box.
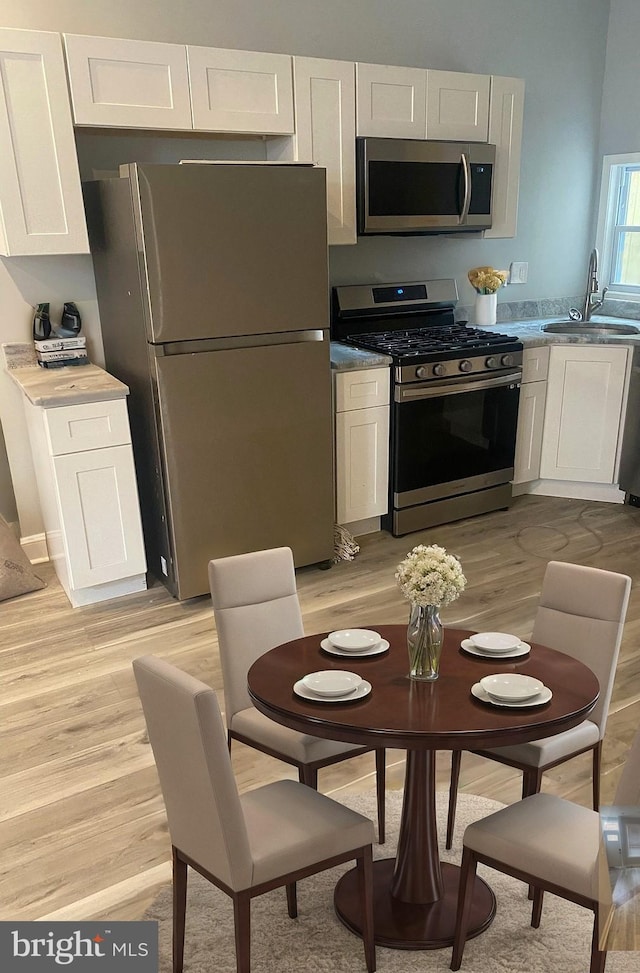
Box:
[145,791,637,972]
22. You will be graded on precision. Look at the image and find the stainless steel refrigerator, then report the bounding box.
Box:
[84,162,334,600]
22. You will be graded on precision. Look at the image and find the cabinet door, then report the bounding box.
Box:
[188,47,293,133]
[425,70,490,141]
[0,28,88,255]
[293,57,356,245]
[484,76,525,239]
[540,346,629,483]
[356,63,426,138]
[336,405,389,523]
[513,381,547,484]
[53,445,146,588]
[63,34,192,129]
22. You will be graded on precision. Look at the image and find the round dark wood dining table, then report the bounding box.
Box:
[247,624,600,951]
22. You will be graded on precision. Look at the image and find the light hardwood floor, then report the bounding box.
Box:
[1,494,640,941]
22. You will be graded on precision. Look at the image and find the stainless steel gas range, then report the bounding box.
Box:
[331,279,523,535]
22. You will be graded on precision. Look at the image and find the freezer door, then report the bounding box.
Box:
[129,162,329,343]
[153,338,334,599]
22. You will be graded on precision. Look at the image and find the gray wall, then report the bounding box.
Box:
[0,0,622,540]
[600,0,640,155]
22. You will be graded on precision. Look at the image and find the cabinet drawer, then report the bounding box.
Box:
[522,346,549,384]
[44,399,132,455]
[335,368,390,412]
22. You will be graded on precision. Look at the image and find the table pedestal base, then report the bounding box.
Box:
[334,858,496,950]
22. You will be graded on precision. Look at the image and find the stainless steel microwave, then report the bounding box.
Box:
[356,137,496,235]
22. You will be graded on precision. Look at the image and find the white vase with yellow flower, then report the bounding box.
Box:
[468,266,509,326]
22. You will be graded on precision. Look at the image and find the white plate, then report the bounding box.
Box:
[480,673,545,701]
[294,678,372,704]
[470,632,522,652]
[471,682,552,708]
[321,637,390,657]
[327,629,381,651]
[301,670,362,697]
[461,638,531,660]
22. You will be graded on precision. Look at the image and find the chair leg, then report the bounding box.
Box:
[286,882,297,919]
[299,765,318,789]
[523,769,543,900]
[375,749,386,844]
[531,887,544,928]
[590,912,607,973]
[451,847,478,971]
[446,751,462,850]
[172,848,187,973]
[232,891,251,973]
[593,741,602,811]
[358,847,376,973]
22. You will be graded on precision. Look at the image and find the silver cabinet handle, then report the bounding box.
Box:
[460,153,471,224]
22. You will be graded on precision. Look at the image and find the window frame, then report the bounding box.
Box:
[596,152,640,303]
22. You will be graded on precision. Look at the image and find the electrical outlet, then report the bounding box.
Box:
[509,261,528,284]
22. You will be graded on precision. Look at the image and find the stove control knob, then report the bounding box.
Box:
[459,359,473,372]
[486,356,498,369]
[416,366,428,379]
[501,354,514,367]
[433,363,446,377]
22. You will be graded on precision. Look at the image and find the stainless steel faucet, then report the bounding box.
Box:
[570,248,608,322]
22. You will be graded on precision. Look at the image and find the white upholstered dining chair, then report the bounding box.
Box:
[133,655,376,973]
[208,546,386,842]
[446,560,631,849]
[451,724,640,972]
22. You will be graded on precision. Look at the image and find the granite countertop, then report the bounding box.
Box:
[495,315,640,349]
[330,342,392,370]
[330,316,640,370]
[5,348,129,407]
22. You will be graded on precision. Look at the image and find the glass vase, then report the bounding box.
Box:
[407,604,444,681]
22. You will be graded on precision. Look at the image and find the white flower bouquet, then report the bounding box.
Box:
[468,266,509,295]
[395,544,466,607]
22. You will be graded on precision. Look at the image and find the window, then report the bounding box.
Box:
[596,153,640,302]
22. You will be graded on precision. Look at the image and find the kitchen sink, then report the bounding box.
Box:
[542,321,640,336]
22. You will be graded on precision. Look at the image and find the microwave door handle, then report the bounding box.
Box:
[459,153,471,224]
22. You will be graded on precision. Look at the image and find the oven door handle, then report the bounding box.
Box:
[395,370,522,402]
[459,152,471,224]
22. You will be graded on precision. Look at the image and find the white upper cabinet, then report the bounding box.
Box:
[293,56,356,245]
[425,70,490,141]
[0,28,88,255]
[356,63,426,138]
[484,76,525,239]
[188,47,294,133]
[63,34,192,129]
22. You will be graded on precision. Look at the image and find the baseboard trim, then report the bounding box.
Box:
[20,532,49,564]
[515,480,626,503]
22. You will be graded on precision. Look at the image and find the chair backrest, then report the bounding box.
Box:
[209,547,304,720]
[133,655,253,890]
[531,561,631,733]
[614,725,640,806]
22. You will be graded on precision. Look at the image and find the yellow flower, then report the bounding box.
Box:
[468,266,509,295]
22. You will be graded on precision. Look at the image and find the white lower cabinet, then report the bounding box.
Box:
[24,396,147,607]
[540,345,630,483]
[513,346,549,485]
[335,368,390,526]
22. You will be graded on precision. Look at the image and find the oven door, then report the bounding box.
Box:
[392,370,521,509]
